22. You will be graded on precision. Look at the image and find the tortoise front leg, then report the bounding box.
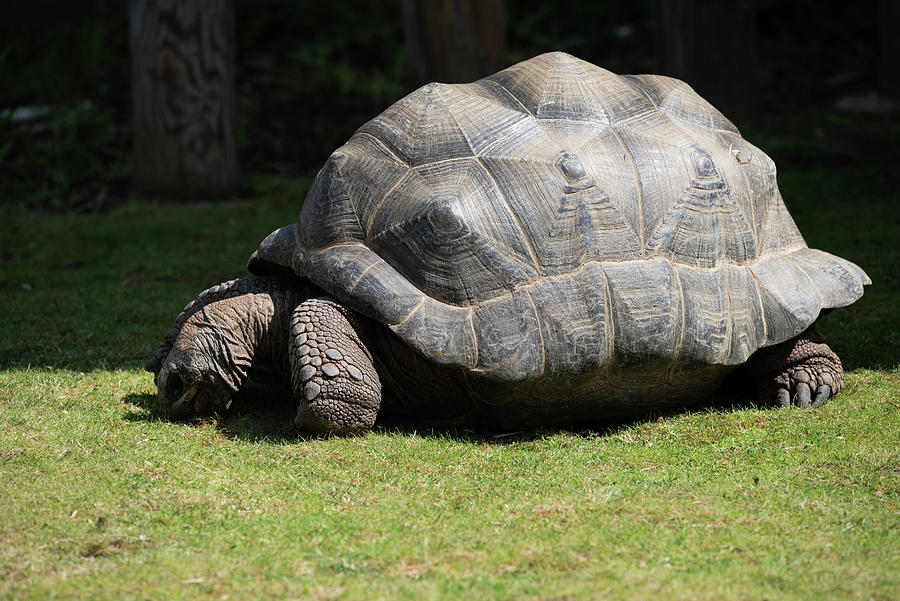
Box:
[289,297,382,434]
[749,326,844,408]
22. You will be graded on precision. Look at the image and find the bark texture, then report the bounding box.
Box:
[404,0,505,87]
[130,0,238,199]
[657,0,758,119]
[880,0,900,99]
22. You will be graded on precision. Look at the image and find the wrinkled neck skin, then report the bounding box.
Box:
[206,291,295,385]
[158,287,303,418]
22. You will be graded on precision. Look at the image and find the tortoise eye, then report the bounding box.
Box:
[165,373,184,399]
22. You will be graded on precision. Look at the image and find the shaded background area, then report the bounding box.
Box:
[1,0,896,209]
[1,0,898,372]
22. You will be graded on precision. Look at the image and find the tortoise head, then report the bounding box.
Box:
[146,281,265,420]
[150,316,244,420]
[155,326,237,419]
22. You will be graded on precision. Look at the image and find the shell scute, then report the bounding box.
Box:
[249,52,869,382]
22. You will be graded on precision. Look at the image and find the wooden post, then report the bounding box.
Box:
[404,0,506,88]
[130,0,238,200]
[657,0,758,119]
[880,0,900,99]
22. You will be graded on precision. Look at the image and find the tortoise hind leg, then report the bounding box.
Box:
[747,325,844,408]
[289,297,382,434]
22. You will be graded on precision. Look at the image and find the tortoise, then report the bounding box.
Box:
[147,52,870,434]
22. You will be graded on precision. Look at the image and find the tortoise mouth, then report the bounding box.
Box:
[192,387,213,415]
[166,384,224,419]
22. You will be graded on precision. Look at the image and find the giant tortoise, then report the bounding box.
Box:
[148,52,870,434]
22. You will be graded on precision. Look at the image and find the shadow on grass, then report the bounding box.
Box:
[369,373,768,444]
[121,392,168,422]
[119,377,768,446]
[122,382,309,444]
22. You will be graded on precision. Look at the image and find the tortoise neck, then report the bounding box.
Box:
[184,282,304,391]
[245,285,306,384]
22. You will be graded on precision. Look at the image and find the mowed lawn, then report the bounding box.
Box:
[1,114,898,599]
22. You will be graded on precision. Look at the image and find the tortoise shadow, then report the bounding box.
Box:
[373,371,765,443]
[121,375,766,445]
[121,382,304,443]
[121,391,169,422]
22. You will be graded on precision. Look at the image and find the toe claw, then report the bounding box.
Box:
[776,388,791,407]
[794,382,811,407]
[812,385,831,408]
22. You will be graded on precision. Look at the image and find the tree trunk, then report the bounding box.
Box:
[657,0,757,120]
[404,0,505,88]
[130,0,238,200]
[880,0,900,99]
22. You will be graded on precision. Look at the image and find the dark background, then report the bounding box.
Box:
[0,0,896,210]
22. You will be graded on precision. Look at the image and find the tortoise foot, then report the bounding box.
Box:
[761,363,843,408]
[290,297,381,435]
[750,326,844,408]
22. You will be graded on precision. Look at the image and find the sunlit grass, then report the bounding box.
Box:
[1,366,897,600]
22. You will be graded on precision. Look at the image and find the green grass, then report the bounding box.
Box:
[2,114,899,599]
[1,368,897,600]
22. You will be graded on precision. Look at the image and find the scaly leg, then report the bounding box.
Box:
[289,297,381,434]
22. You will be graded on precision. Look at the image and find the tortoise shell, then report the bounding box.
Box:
[250,52,869,386]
